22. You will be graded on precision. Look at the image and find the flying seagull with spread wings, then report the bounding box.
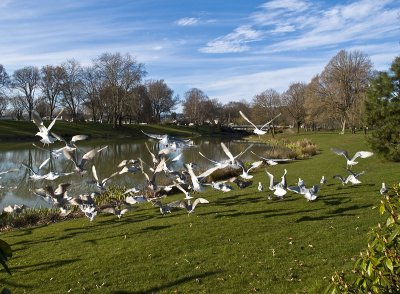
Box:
[239,111,281,135]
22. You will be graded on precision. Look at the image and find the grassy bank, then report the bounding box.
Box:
[0,119,245,144]
[0,132,399,293]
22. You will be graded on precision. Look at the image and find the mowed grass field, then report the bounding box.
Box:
[1,131,399,293]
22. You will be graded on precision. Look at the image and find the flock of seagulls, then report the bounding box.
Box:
[0,110,379,223]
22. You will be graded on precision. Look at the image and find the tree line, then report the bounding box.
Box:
[0,52,179,127]
[181,49,374,133]
[0,49,390,134]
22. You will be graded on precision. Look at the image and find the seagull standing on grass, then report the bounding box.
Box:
[380,183,388,196]
[265,169,287,198]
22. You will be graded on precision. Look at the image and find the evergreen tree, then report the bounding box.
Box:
[365,56,400,161]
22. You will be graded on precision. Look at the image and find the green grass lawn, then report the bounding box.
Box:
[1,131,399,293]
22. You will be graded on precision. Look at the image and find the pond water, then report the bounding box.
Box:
[0,137,271,209]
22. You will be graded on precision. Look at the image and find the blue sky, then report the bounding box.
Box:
[0,0,399,106]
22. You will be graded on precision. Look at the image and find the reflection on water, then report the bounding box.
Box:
[0,138,271,209]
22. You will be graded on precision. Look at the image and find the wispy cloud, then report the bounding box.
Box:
[175,17,200,26]
[199,25,264,53]
[260,0,310,12]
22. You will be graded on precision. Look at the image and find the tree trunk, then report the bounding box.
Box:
[340,120,346,134]
[297,121,301,134]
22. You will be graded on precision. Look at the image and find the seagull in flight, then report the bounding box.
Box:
[63,146,108,175]
[250,151,294,166]
[167,197,209,214]
[88,165,119,191]
[288,184,319,201]
[333,169,365,185]
[331,148,373,169]
[239,111,281,135]
[31,109,64,144]
[51,133,88,151]
[237,159,263,179]
[22,157,51,181]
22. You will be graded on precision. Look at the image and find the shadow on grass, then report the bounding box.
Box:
[10,258,80,274]
[140,225,172,232]
[0,278,33,289]
[112,270,221,294]
[295,204,371,222]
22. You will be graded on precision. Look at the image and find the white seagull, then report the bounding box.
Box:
[250,151,294,166]
[331,148,373,169]
[31,109,64,144]
[266,169,287,198]
[88,165,119,191]
[239,111,281,135]
[237,160,263,179]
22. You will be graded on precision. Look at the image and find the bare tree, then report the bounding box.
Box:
[81,65,102,122]
[146,79,179,122]
[252,89,282,135]
[222,100,251,125]
[128,85,152,123]
[319,50,372,134]
[0,64,10,96]
[282,82,307,133]
[9,95,25,120]
[11,66,40,120]
[59,59,85,122]
[40,65,63,119]
[182,88,209,124]
[94,52,146,127]
[0,96,8,117]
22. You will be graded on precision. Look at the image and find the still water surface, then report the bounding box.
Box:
[0,138,270,209]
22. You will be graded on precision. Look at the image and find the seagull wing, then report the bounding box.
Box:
[266,171,275,190]
[47,108,64,131]
[287,185,301,194]
[92,165,99,183]
[331,148,349,160]
[333,174,345,183]
[62,149,78,167]
[247,160,263,172]
[171,153,182,162]
[191,197,209,211]
[198,152,220,165]
[31,111,46,132]
[145,142,158,164]
[70,134,88,143]
[141,130,167,140]
[0,168,18,175]
[51,132,65,143]
[220,142,235,161]
[260,113,281,130]
[234,144,254,160]
[352,151,374,161]
[239,111,257,128]
[168,200,187,209]
[39,157,51,170]
[198,165,221,180]
[185,163,202,191]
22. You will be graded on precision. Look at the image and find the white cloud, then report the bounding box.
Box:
[199,25,264,53]
[270,24,295,33]
[260,0,310,12]
[175,17,199,26]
